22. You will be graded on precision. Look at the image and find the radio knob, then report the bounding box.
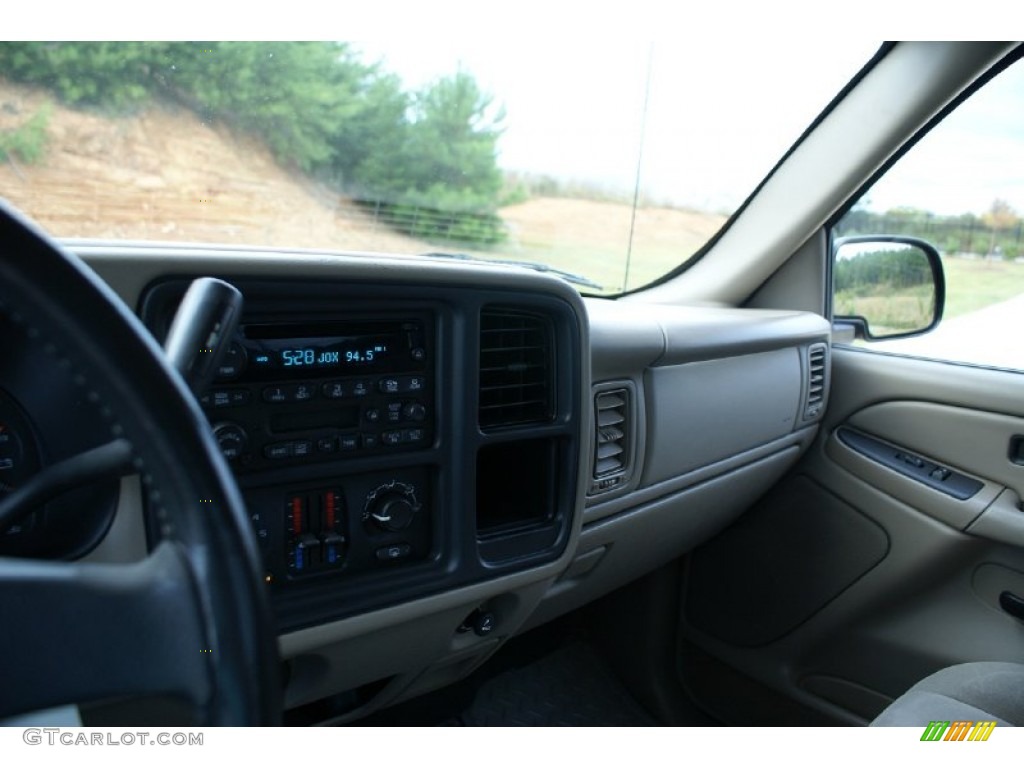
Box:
[364,481,421,532]
[212,422,248,460]
[401,402,426,422]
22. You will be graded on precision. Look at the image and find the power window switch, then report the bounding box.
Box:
[929,467,952,481]
[896,452,924,468]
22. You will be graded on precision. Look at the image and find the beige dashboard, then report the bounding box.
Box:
[76,244,831,723]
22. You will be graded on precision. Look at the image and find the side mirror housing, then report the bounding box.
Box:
[833,235,946,340]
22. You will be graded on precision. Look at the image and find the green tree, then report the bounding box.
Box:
[329,71,410,191]
[0,42,160,110]
[981,198,1019,257]
[351,70,506,243]
[159,42,370,172]
[0,42,508,243]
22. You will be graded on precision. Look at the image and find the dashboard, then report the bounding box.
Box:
[4,243,831,723]
[140,276,583,633]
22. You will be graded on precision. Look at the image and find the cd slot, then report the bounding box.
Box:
[270,407,359,434]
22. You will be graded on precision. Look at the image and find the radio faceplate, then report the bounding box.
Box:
[139,277,581,633]
[199,316,434,471]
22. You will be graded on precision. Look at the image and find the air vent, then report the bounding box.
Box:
[479,309,554,430]
[804,343,828,420]
[592,387,630,493]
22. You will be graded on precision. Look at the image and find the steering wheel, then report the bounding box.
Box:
[0,200,280,725]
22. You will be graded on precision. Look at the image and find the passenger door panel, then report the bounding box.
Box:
[681,346,1024,724]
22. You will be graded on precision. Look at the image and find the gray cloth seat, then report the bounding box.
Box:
[871,661,1024,726]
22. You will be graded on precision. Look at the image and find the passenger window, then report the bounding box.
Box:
[834,56,1024,371]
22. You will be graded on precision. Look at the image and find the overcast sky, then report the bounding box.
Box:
[357,38,881,213]
[863,62,1024,217]
[354,38,1024,217]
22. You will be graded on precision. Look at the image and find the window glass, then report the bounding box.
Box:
[835,57,1024,370]
[0,40,874,295]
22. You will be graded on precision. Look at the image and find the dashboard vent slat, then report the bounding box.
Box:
[478,309,554,430]
[804,343,828,419]
[593,389,630,480]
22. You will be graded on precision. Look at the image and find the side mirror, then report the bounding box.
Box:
[833,235,945,340]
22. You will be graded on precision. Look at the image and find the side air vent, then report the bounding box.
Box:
[804,343,828,420]
[479,309,554,430]
[591,387,631,494]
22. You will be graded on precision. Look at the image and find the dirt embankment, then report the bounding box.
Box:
[0,81,426,252]
[0,80,726,292]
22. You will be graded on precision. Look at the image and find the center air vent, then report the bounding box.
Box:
[591,387,631,494]
[479,309,554,430]
[804,343,828,420]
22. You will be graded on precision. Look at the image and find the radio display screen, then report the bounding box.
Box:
[256,335,395,370]
[240,321,426,378]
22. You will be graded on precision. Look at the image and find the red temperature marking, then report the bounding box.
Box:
[325,492,336,530]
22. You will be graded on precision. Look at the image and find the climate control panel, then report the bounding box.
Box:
[245,466,433,586]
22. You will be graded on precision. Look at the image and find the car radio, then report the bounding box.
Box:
[198,316,434,470]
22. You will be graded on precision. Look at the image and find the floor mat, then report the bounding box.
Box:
[458,642,657,726]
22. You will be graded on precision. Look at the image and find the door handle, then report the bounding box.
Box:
[967,488,1024,547]
[999,591,1024,622]
[1010,435,1024,466]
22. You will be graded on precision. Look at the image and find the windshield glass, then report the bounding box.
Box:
[0,39,876,294]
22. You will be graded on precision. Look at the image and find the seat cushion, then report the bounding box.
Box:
[872,661,1024,727]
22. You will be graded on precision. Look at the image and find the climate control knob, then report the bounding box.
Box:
[363,481,421,532]
[212,422,248,460]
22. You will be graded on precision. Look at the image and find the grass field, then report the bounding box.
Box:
[474,198,726,293]
[941,256,1024,319]
[835,255,1024,338]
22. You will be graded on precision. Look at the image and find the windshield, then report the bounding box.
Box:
[0,40,876,294]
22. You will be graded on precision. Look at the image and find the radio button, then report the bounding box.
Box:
[352,380,370,397]
[403,428,425,444]
[401,376,427,393]
[230,389,252,406]
[317,437,338,454]
[379,377,401,394]
[362,433,380,450]
[205,388,252,408]
[293,384,316,402]
[263,386,288,404]
[364,408,381,424]
[339,434,359,452]
[292,440,313,458]
[382,430,402,446]
[385,402,403,423]
[215,341,248,380]
[264,442,293,460]
[322,381,347,399]
[411,347,426,362]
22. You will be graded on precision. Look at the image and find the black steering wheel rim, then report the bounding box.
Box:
[0,199,280,725]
